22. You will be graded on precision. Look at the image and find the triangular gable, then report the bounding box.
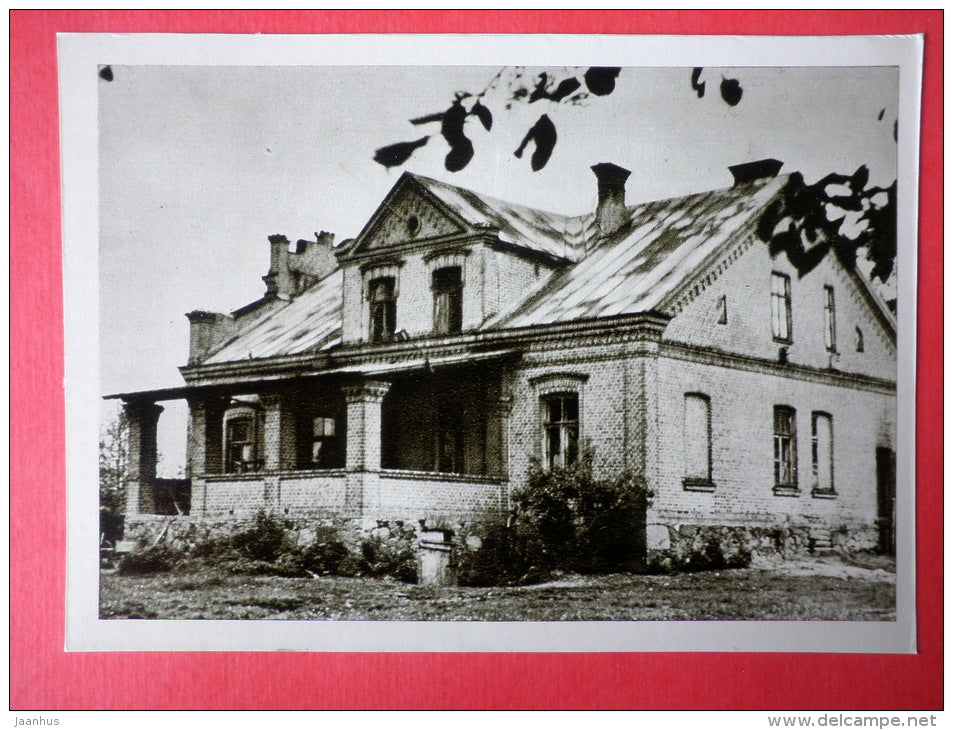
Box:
[348,174,469,256]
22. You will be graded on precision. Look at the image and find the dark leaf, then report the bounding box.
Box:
[445,138,474,173]
[756,199,785,242]
[691,67,705,98]
[877,108,885,121]
[529,73,550,103]
[720,77,743,106]
[828,195,865,212]
[373,136,429,168]
[849,165,870,192]
[441,101,469,147]
[584,67,621,96]
[893,119,898,142]
[549,77,582,102]
[99,65,113,82]
[471,101,493,131]
[409,111,445,125]
[514,114,558,171]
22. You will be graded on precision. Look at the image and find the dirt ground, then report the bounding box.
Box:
[100,552,895,621]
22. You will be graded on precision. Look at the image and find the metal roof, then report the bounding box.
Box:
[193,173,828,368]
[486,176,788,328]
[204,268,343,364]
[413,174,594,262]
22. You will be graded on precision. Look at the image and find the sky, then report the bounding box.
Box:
[98,64,899,473]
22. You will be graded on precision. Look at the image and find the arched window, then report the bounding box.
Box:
[683,393,713,490]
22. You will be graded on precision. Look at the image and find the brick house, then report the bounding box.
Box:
[109,160,897,556]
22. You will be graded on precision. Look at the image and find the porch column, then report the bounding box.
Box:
[342,380,391,517]
[121,401,163,516]
[186,396,227,516]
[187,396,227,476]
[487,393,513,514]
[260,393,296,471]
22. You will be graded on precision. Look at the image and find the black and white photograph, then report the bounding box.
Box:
[61,34,921,652]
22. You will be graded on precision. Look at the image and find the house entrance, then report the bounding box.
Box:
[875,447,896,555]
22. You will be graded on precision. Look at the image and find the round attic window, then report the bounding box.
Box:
[406,215,421,237]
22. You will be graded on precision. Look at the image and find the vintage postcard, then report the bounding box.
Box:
[59,32,922,652]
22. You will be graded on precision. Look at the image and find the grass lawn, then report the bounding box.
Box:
[100,553,895,621]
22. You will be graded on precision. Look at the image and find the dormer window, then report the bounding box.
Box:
[369,276,397,343]
[432,266,463,335]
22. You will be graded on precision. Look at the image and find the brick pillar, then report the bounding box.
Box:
[487,394,513,513]
[186,396,227,516]
[121,401,163,516]
[261,393,296,472]
[342,380,391,517]
[630,341,661,519]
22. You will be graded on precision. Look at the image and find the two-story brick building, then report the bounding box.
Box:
[109,159,897,558]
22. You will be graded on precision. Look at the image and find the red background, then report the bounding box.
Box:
[10,10,942,710]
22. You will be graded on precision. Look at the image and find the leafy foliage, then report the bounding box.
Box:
[99,414,127,545]
[457,454,650,586]
[117,545,183,575]
[373,66,622,174]
[757,167,897,285]
[514,452,649,574]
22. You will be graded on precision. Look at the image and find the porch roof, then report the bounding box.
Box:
[105,347,519,402]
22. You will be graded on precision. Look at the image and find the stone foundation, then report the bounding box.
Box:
[646,521,879,571]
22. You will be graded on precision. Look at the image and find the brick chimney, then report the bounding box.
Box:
[591,163,631,235]
[264,231,337,299]
[728,158,783,186]
[263,234,294,300]
[186,310,237,364]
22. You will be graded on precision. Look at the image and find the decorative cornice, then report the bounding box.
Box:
[661,340,896,394]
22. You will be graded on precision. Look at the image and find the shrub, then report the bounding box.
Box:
[192,511,293,565]
[512,453,649,574]
[360,535,418,583]
[300,539,350,576]
[229,511,292,562]
[117,544,183,575]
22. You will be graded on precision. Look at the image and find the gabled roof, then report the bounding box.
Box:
[412,174,593,261]
[486,175,790,328]
[203,269,343,364]
[194,169,895,369]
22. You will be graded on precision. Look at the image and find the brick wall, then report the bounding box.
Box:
[652,353,895,531]
[664,236,896,381]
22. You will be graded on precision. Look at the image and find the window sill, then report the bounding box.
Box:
[811,488,837,500]
[682,478,715,492]
[772,485,800,497]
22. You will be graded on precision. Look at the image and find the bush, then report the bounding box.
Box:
[299,539,350,576]
[117,544,183,575]
[458,456,650,586]
[192,511,293,565]
[512,453,649,574]
[360,535,417,583]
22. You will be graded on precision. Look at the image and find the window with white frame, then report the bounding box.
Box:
[773,405,797,493]
[542,393,579,469]
[683,393,713,489]
[811,412,834,495]
[771,272,792,342]
[310,416,336,468]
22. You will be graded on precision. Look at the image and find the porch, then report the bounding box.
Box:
[114,359,513,524]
